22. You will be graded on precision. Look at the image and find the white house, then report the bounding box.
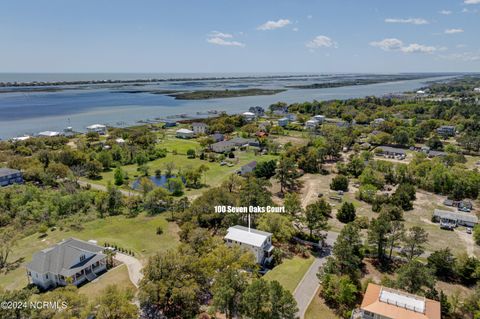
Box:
[38,131,61,137]
[313,115,325,123]
[26,238,107,290]
[278,117,289,127]
[224,225,274,264]
[474,87,480,92]
[11,136,31,142]
[305,119,319,129]
[242,112,256,122]
[86,124,107,135]
[192,122,208,135]
[176,128,195,139]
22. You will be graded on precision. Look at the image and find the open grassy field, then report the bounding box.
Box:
[404,190,480,256]
[78,264,136,301]
[0,213,179,291]
[305,289,340,319]
[263,256,314,293]
[293,172,480,257]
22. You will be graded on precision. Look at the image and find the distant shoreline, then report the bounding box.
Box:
[0,74,320,88]
[0,72,460,88]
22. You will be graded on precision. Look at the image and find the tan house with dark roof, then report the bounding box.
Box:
[353,283,441,319]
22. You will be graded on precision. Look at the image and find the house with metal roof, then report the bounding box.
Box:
[210,137,259,153]
[224,225,273,264]
[432,209,478,229]
[176,128,195,139]
[305,119,319,129]
[38,131,62,138]
[0,168,23,187]
[86,124,107,135]
[353,283,440,319]
[239,161,257,176]
[436,125,456,137]
[376,146,407,159]
[242,111,256,122]
[211,140,236,153]
[26,238,107,290]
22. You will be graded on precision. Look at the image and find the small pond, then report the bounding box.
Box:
[131,175,184,190]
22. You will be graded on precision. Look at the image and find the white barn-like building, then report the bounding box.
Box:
[224,225,273,264]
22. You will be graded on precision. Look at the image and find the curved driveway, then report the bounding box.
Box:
[115,252,144,288]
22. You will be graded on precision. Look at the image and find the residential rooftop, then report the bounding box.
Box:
[0,168,21,178]
[361,283,440,319]
[224,225,272,248]
[27,238,105,277]
[433,209,478,224]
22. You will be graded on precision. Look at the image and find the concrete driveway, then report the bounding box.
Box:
[115,252,144,288]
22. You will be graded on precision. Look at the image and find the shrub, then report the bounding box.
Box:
[186,149,196,159]
[156,226,163,235]
[336,202,356,223]
[330,175,349,191]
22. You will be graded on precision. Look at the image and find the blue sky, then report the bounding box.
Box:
[1,0,479,73]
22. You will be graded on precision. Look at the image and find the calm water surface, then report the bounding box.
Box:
[0,74,451,139]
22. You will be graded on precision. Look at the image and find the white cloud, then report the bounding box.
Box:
[257,19,291,30]
[400,43,437,53]
[307,15,313,19]
[445,28,464,34]
[206,37,245,47]
[209,31,233,38]
[306,35,337,49]
[464,0,480,4]
[439,10,452,15]
[384,18,429,25]
[370,38,437,54]
[369,38,404,51]
[292,27,299,32]
[206,31,244,47]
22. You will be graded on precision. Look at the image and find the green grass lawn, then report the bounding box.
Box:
[0,213,179,291]
[305,289,339,319]
[263,256,314,293]
[78,264,136,301]
[84,137,278,196]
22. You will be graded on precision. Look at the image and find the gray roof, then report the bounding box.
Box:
[212,140,235,148]
[0,168,21,178]
[378,146,406,154]
[242,161,257,169]
[433,209,478,224]
[229,137,255,145]
[27,238,106,276]
[429,150,447,157]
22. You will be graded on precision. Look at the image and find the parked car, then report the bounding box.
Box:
[466,228,472,234]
